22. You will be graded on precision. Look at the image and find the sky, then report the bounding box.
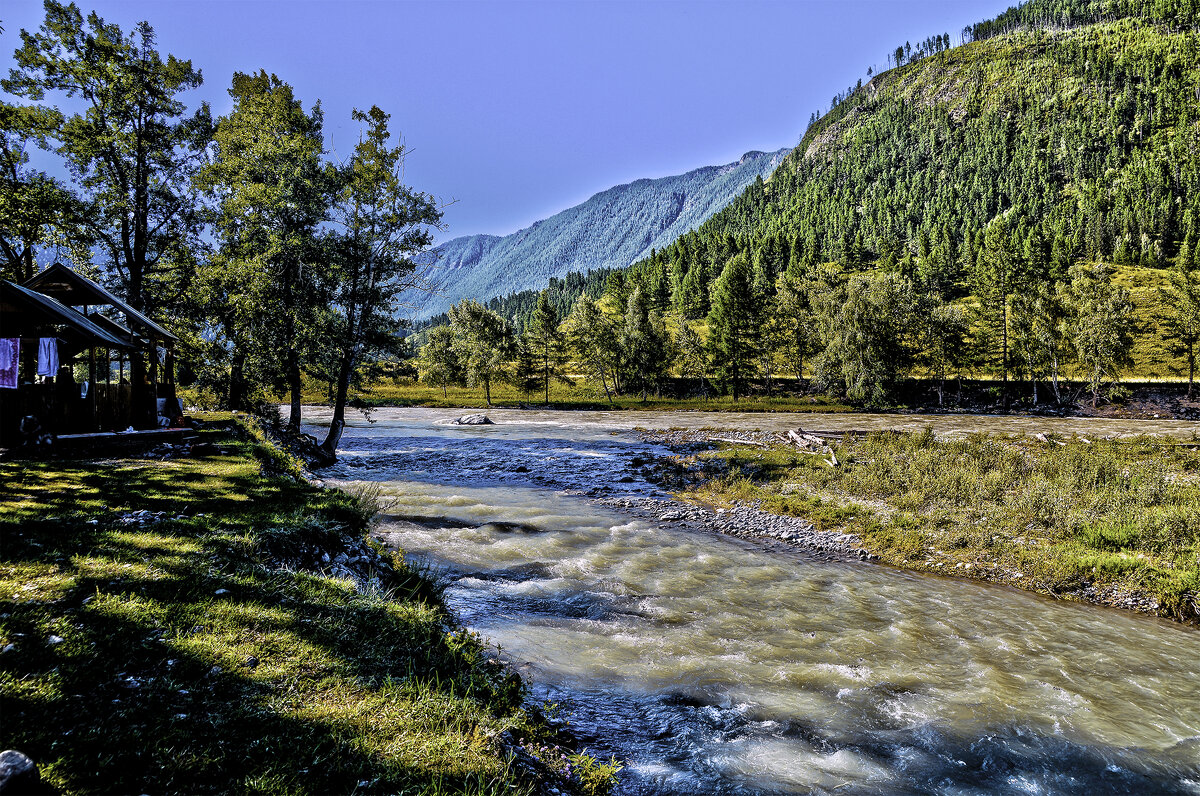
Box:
[1,0,1016,244]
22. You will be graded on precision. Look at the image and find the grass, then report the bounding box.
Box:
[684,429,1200,622]
[0,416,612,795]
[289,376,854,413]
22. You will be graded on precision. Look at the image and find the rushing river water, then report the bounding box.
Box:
[302,407,1200,795]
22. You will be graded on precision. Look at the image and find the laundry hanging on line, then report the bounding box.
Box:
[0,338,18,389]
[37,337,59,377]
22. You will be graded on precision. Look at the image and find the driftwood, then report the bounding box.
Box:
[787,430,828,449]
[709,437,768,447]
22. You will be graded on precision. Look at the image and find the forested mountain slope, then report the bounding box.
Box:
[401,148,789,318]
[624,0,1199,308]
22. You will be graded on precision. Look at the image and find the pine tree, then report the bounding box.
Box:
[974,215,1021,408]
[707,253,760,401]
[527,291,570,404]
[1164,235,1200,398]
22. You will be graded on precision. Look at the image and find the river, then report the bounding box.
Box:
[301,407,1200,795]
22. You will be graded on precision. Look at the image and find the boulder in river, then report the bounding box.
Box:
[452,414,494,426]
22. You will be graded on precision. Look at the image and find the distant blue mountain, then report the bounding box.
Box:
[401,148,790,319]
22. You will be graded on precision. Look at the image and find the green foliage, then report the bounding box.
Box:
[1162,243,1200,396]
[194,71,329,419]
[567,752,623,796]
[814,272,921,405]
[525,291,572,404]
[419,325,463,398]
[690,432,1200,622]
[449,299,513,406]
[0,101,82,282]
[3,0,211,315]
[1064,262,1135,404]
[707,253,760,401]
[621,287,673,400]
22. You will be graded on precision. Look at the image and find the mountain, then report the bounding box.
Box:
[401,148,790,318]
[620,0,1199,309]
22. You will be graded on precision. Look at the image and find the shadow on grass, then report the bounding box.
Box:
[0,456,533,795]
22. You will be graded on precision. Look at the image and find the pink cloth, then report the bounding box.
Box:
[0,338,18,389]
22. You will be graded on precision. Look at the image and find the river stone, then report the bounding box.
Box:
[452,414,494,426]
[0,750,39,794]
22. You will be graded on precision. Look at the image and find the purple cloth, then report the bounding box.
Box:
[0,338,18,389]
[37,337,59,377]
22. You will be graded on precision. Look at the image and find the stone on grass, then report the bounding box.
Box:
[0,750,39,794]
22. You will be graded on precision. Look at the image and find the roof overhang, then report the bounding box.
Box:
[24,263,179,343]
[1,280,132,351]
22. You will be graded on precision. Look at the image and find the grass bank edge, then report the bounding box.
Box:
[680,430,1200,625]
[0,413,620,795]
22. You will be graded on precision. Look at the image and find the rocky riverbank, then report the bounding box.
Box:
[628,427,1198,624]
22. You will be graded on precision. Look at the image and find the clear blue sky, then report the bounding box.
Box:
[1,0,1015,243]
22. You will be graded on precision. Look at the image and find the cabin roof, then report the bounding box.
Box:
[1,280,132,351]
[24,263,178,343]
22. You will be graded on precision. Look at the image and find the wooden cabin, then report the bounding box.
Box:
[0,264,180,446]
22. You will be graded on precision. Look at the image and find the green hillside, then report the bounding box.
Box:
[409,0,1200,409]
[603,0,1200,393]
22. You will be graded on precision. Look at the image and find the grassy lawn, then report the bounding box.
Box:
[290,377,854,413]
[0,417,608,795]
[684,430,1200,622]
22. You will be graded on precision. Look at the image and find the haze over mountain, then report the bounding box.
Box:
[401,148,790,318]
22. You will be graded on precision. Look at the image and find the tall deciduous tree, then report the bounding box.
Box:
[1010,282,1069,405]
[449,298,512,406]
[418,325,460,398]
[565,296,621,405]
[0,101,86,281]
[320,106,442,457]
[773,272,819,383]
[814,272,920,405]
[4,1,210,421]
[196,71,329,424]
[1065,262,1134,407]
[919,300,969,406]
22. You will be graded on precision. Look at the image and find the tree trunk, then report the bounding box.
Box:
[484,377,492,407]
[229,351,247,411]
[600,371,614,407]
[287,347,302,431]
[319,350,355,462]
[1188,343,1195,400]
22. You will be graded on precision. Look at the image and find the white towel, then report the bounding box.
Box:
[37,337,59,377]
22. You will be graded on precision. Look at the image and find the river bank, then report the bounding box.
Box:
[636,427,1200,625]
[285,376,1200,420]
[0,414,615,795]
[308,407,1200,793]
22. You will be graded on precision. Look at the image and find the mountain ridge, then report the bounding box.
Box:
[401,147,790,318]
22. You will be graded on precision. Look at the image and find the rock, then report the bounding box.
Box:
[452,414,494,426]
[0,750,39,794]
